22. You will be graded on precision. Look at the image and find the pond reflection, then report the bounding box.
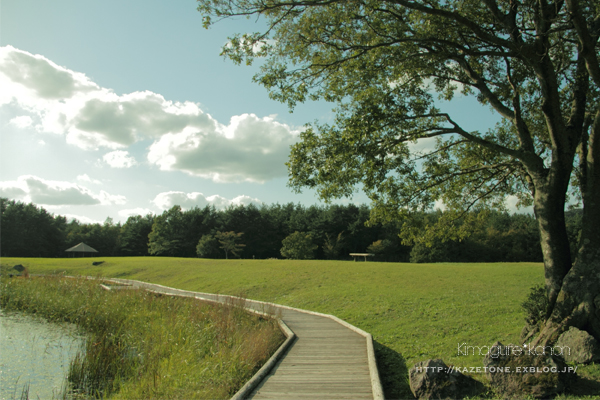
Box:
[0,310,85,400]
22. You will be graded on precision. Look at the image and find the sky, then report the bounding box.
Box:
[0,0,505,224]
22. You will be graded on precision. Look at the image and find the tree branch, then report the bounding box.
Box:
[566,0,600,87]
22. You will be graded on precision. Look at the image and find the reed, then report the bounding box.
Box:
[0,275,284,399]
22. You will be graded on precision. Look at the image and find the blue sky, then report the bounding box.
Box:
[1,0,504,223]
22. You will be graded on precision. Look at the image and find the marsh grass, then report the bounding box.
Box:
[0,275,284,399]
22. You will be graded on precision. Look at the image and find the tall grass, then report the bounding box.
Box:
[0,275,284,399]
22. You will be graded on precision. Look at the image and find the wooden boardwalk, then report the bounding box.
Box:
[111,279,383,400]
[247,308,374,399]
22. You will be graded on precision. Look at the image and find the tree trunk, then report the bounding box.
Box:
[532,112,600,347]
[533,177,573,312]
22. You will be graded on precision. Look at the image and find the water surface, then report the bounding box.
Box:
[0,310,85,400]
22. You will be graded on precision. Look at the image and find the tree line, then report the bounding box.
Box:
[0,197,582,262]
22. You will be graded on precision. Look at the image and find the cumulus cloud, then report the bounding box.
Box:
[62,214,104,224]
[152,191,262,211]
[1,45,300,182]
[0,46,217,149]
[147,114,298,182]
[118,208,155,218]
[8,115,33,128]
[103,150,137,168]
[0,175,125,206]
[76,174,102,185]
[505,195,533,214]
[407,137,437,154]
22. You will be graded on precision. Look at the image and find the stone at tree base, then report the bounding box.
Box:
[521,323,540,343]
[556,326,600,364]
[409,359,484,399]
[483,341,575,399]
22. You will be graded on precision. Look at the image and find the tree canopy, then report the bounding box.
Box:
[281,231,318,259]
[216,231,246,259]
[198,0,600,345]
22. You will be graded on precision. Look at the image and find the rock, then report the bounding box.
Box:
[520,323,540,343]
[13,264,25,272]
[483,341,575,399]
[409,359,485,399]
[556,327,600,364]
[92,261,104,266]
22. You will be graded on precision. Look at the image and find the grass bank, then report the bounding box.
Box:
[0,273,284,399]
[2,257,599,398]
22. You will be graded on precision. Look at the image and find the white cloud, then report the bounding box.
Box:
[433,199,447,211]
[118,208,155,218]
[152,191,262,211]
[0,46,218,150]
[0,183,28,199]
[408,137,437,154]
[505,195,534,214]
[147,114,299,182]
[103,150,137,168]
[1,45,300,182]
[62,214,104,224]
[77,174,102,185]
[0,175,125,206]
[8,115,33,128]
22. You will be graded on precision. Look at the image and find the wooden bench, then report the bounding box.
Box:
[349,253,375,262]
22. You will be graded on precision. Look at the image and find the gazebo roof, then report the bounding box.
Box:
[65,242,98,253]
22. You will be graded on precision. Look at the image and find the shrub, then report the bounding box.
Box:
[521,284,549,326]
[281,231,317,259]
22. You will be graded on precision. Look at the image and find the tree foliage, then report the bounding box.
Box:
[120,214,155,256]
[1,197,562,262]
[323,232,345,259]
[198,0,600,344]
[196,234,221,258]
[281,231,318,259]
[216,231,246,259]
[148,206,186,256]
[1,198,67,257]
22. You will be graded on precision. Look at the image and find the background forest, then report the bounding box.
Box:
[0,197,582,263]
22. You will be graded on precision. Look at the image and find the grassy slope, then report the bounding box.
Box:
[4,257,552,398]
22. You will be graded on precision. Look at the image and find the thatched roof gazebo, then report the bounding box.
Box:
[65,242,98,257]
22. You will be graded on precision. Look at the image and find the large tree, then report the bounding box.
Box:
[198,0,600,345]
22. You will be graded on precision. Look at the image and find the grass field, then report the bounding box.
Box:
[2,257,599,399]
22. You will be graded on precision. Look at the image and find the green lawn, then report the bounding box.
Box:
[3,257,597,398]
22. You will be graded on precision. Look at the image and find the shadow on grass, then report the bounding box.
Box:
[112,269,144,278]
[374,341,414,400]
[568,374,600,397]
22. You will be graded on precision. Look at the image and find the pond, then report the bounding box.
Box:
[0,310,85,400]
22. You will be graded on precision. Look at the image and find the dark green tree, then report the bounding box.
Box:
[181,206,221,256]
[216,231,246,259]
[64,218,121,256]
[196,234,221,258]
[281,231,318,259]
[199,0,600,346]
[323,232,344,259]
[367,239,395,261]
[0,198,67,257]
[120,214,155,256]
[148,206,186,256]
